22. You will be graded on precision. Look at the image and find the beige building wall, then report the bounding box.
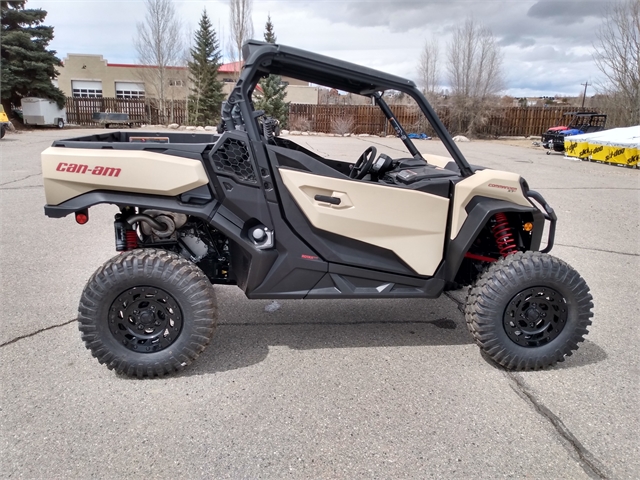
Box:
[285,85,319,105]
[57,54,189,99]
[57,54,313,103]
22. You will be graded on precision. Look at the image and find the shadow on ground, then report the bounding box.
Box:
[182,318,470,376]
[106,294,609,378]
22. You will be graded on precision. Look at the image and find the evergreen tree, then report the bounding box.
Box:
[1,0,66,111]
[187,9,225,126]
[254,15,289,127]
[264,14,276,43]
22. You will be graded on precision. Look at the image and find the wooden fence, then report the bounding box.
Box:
[289,104,580,137]
[65,97,188,126]
[66,97,581,137]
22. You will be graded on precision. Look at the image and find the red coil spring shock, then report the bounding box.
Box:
[492,213,518,256]
[125,230,139,251]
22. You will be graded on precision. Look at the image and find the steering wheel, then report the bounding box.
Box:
[349,146,377,179]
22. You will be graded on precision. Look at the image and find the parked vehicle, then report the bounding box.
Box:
[0,105,10,139]
[41,41,594,377]
[542,112,607,154]
[92,112,143,129]
[21,97,67,128]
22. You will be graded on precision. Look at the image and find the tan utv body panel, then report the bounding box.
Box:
[450,169,531,239]
[422,153,452,169]
[41,147,209,205]
[279,168,450,276]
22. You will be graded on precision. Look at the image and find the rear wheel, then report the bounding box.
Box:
[465,251,593,370]
[57,119,64,129]
[78,249,217,377]
[0,125,5,139]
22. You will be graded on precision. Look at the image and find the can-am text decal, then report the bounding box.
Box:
[56,162,121,177]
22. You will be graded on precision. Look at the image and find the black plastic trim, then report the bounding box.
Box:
[444,199,538,281]
[44,191,219,219]
[314,194,341,205]
[180,185,212,205]
[306,263,445,299]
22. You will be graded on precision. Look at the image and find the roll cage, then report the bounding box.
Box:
[220,40,475,178]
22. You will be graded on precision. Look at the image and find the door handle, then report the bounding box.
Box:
[314,194,341,205]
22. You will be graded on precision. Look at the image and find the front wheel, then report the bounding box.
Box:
[78,249,218,377]
[465,251,593,370]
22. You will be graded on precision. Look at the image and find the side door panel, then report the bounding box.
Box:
[279,168,449,277]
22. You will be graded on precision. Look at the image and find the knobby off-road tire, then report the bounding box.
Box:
[465,251,593,370]
[78,249,217,378]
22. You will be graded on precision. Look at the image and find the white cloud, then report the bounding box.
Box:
[30,0,608,96]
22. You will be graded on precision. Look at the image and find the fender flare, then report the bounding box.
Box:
[443,197,544,282]
[44,190,218,219]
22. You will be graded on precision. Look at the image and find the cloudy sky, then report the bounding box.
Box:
[29,0,610,97]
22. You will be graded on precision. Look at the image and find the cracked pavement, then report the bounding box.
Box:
[1,129,638,478]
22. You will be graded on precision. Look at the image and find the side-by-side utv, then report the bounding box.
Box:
[41,41,593,377]
[542,112,607,154]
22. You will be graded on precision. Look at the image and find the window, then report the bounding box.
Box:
[115,82,145,99]
[116,90,145,99]
[71,80,103,98]
[73,88,103,98]
[169,79,185,87]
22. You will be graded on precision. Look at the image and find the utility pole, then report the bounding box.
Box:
[580,81,589,109]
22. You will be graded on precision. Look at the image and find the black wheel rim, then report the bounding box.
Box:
[109,286,183,353]
[503,286,568,348]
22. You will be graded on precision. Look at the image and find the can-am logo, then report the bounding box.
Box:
[56,162,121,177]
[488,183,517,193]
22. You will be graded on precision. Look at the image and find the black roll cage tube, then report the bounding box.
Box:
[372,92,421,160]
[222,42,475,177]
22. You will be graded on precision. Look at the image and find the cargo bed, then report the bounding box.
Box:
[51,131,221,159]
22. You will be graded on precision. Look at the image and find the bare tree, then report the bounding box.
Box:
[447,18,504,98]
[134,0,184,124]
[229,0,254,69]
[418,36,440,104]
[593,0,640,127]
[446,18,504,136]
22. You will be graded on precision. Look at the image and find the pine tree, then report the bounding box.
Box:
[256,75,289,127]
[1,0,66,111]
[187,9,225,126]
[264,14,276,43]
[255,15,289,127]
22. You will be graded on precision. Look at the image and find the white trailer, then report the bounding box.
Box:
[21,97,67,128]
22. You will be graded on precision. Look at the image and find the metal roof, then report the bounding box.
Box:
[241,40,417,95]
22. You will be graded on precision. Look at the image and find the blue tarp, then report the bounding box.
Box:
[561,129,584,136]
[407,133,431,139]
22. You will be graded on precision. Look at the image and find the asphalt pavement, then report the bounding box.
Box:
[1,128,638,479]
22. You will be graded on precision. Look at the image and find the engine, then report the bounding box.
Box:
[114,208,232,284]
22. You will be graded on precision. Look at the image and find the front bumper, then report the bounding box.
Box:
[525,189,556,253]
